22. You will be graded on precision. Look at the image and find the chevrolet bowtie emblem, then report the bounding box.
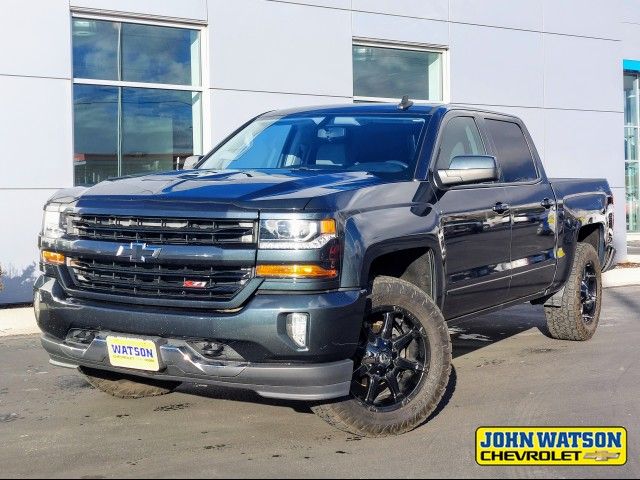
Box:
[583,451,621,462]
[116,242,161,263]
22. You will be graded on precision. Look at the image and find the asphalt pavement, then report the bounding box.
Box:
[1,287,639,478]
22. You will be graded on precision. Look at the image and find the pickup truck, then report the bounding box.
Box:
[35,102,615,437]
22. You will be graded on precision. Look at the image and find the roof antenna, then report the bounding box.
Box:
[398,95,413,110]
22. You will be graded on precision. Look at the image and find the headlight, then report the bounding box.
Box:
[259,219,336,249]
[41,204,66,240]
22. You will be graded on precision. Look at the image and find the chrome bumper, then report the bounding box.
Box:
[41,333,353,401]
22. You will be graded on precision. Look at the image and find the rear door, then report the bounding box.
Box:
[482,116,557,299]
[435,114,512,319]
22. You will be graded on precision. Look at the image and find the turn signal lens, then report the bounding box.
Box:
[256,264,338,279]
[320,219,336,235]
[42,251,65,265]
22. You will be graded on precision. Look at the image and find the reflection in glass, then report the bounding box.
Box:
[73,85,119,186]
[353,45,443,101]
[121,88,201,176]
[122,23,200,85]
[625,127,637,161]
[624,74,638,127]
[626,162,640,232]
[625,73,640,232]
[72,19,120,80]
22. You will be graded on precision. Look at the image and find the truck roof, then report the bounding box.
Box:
[262,103,519,119]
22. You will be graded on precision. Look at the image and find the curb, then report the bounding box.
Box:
[603,267,640,289]
[0,307,39,337]
[1,271,639,338]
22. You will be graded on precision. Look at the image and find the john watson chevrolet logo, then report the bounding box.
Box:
[476,427,626,466]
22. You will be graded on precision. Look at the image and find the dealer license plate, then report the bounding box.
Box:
[106,336,160,371]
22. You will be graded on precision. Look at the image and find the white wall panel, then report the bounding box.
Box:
[352,0,448,21]
[70,0,207,21]
[266,0,350,9]
[352,12,449,46]
[208,0,352,97]
[0,189,57,304]
[542,0,621,40]
[544,34,622,112]
[622,22,640,60]
[0,0,71,79]
[543,109,624,188]
[210,89,351,144]
[450,24,544,107]
[451,0,543,31]
[0,76,72,188]
[623,0,640,24]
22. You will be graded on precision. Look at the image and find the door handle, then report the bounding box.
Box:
[540,197,554,209]
[493,202,510,214]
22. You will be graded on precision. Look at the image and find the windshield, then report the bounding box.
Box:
[198,114,429,180]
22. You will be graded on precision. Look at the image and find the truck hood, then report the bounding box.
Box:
[71,169,386,211]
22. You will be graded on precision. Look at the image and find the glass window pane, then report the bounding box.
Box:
[485,119,538,183]
[436,117,486,169]
[121,88,202,176]
[626,161,640,232]
[73,85,119,186]
[624,74,638,127]
[353,45,442,101]
[121,23,200,85]
[72,19,120,80]
[625,127,637,161]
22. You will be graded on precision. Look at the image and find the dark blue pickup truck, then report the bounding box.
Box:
[35,102,615,437]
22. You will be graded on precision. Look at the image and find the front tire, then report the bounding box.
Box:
[312,276,452,437]
[544,242,602,341]
[79,367,180,399]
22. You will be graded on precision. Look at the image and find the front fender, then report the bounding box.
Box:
[340,205,445,308]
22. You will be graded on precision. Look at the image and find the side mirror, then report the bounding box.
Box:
[179,155,203,170]
[437,155,498,186]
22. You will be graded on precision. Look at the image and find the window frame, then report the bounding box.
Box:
[71,12,210,181]
[352,39,449,104]
[429,110,544,190]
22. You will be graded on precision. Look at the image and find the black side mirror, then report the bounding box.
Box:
[179,155,203,170]
[437,155,499,186]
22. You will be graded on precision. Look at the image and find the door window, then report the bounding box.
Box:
[436,116,486,169]
[485,119,538,183]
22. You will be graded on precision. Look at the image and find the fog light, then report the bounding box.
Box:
[286,313,309,349]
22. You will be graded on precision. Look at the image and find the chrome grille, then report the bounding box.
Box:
[67,257,253,301]
[67,214,256,246]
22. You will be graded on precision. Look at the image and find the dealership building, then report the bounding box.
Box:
[0,0,638,303]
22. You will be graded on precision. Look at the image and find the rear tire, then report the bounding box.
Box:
[544,242,602,341]
[79,367,180,399]
[312,276,452,437]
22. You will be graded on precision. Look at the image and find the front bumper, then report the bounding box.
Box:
[35,276,366,401]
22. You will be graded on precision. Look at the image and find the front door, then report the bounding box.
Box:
[439,187,513,318]
[434,115,512,319]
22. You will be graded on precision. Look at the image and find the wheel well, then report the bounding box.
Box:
[577,223,603,261]
[368,248,434,299]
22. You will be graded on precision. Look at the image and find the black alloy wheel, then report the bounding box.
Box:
[352,306,429,412]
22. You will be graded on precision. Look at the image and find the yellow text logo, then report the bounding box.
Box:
[476,427,626,466]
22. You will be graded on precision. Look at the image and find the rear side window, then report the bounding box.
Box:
[436,116,486,169]
[485,119,538,182]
